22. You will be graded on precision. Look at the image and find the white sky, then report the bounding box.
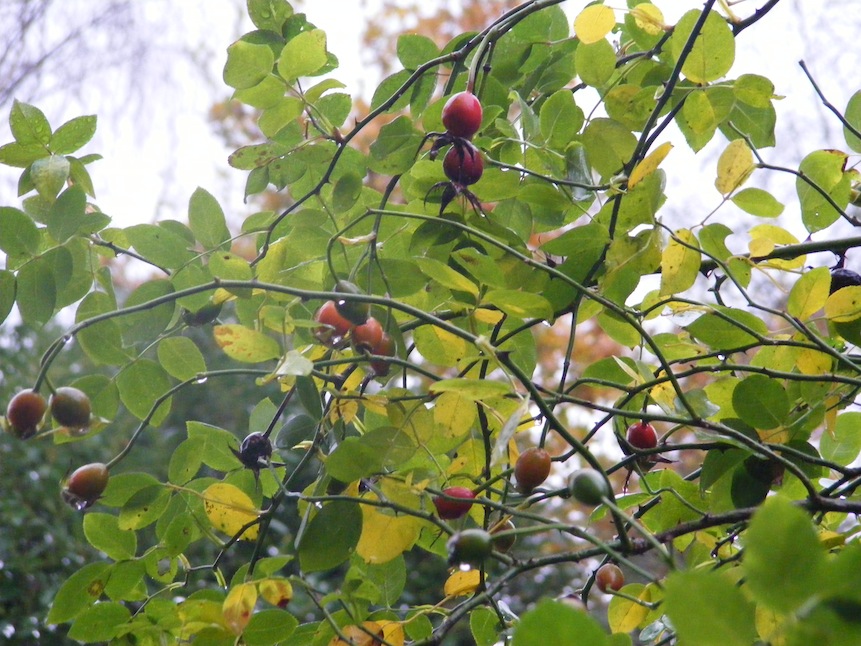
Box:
[4,1,861,256]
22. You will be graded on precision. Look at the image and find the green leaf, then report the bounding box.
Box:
[470,606,502,646]
[368,116,423,175]
[118,485,172,531]
[83,513,137,560]
[168,437,205,486]
[582,118,637,179]
[731,187,784,217]
[731,375,789,430]
[16,257,56,326]
[540,90,585,149]
[224,40,276,90]
[671,10,735,84]
[843,90,861,153]
[10,100,51,145]
[247,0,293,32]
[116,359,172,422]
[0,141,47,167]
[76,292,129,366]
[821,412,861,467]
[686,307,768,350]
[743,495,827,612]
[125,223,195,269]
[47,186,87,243]
[575,39,616,87]
[119,279,176,345]
[67,601,130,642]
[0,270,15,323]
[158,336,206,381]
[512,599,609,646]
[188,187,231,250]
[259,97,304,138]
[0,206,40,257]
[277,29,328,80]
[698,223,732,262]
[397,33,439,70]
[50,115,97,154]
[47,562,112,624]
[733,74,775,109]
[370,70,412,113]
[298,501,362,572]
[326,427,416,482]
[483,289,554,321]
[187,421,241,472]
[30,154,70,202]
[663,570,757,646]
[243,609,299,646]
[797,150,851,233]
[415,256,479,297]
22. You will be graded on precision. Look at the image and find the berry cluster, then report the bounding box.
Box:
[4,386,105,510]
[428,91,485,213]
[312,281,396,377]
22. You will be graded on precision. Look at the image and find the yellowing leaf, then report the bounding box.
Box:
[429,378,511,400]
[629,142,673,188]
[749,224,803,269]
[433,391,476,441]
[223,582,257,635]
[258,578,293,608]
[796,347,832,375]
[660,228,701,296]
[203,483,260,541]
[787,267,829,320]
[631,3,665,35]
[825,286,861,323]
[356,500,420,564]
[574,5,615,44]
[444,569,481,597]
[715,139,755,195]
[607,583,650,633]
[378,621,406,646]
[214,324,280,363]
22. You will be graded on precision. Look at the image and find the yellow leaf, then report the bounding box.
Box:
[356,499,420,564]
[825,395,839,436]
[328,622,384,646]
[796,347,832,375]
[649,381,676,412]
[223,582,257,635]
[825,286,861,323]
[749,224,803,269]
[444,569,481,597]
[378,621,406,646]
[203,483,260,541]
[607,583,650,633]
[715,139,755,195]
[574,5,616,44]
[433,391,477,441]
[631,3,665,35]
[660,228,700,296]
[629,142,673,188]
[819,529,845,549]
[473,308,504,324]
[755,605,785,644]
[258,578,293,608]
[214,324,281,363]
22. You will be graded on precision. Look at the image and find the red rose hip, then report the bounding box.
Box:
[433,486,476,519]
[441,91,483,138]
[443,143,484,185]
[514,447,552,493]
[626,421,658,450]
